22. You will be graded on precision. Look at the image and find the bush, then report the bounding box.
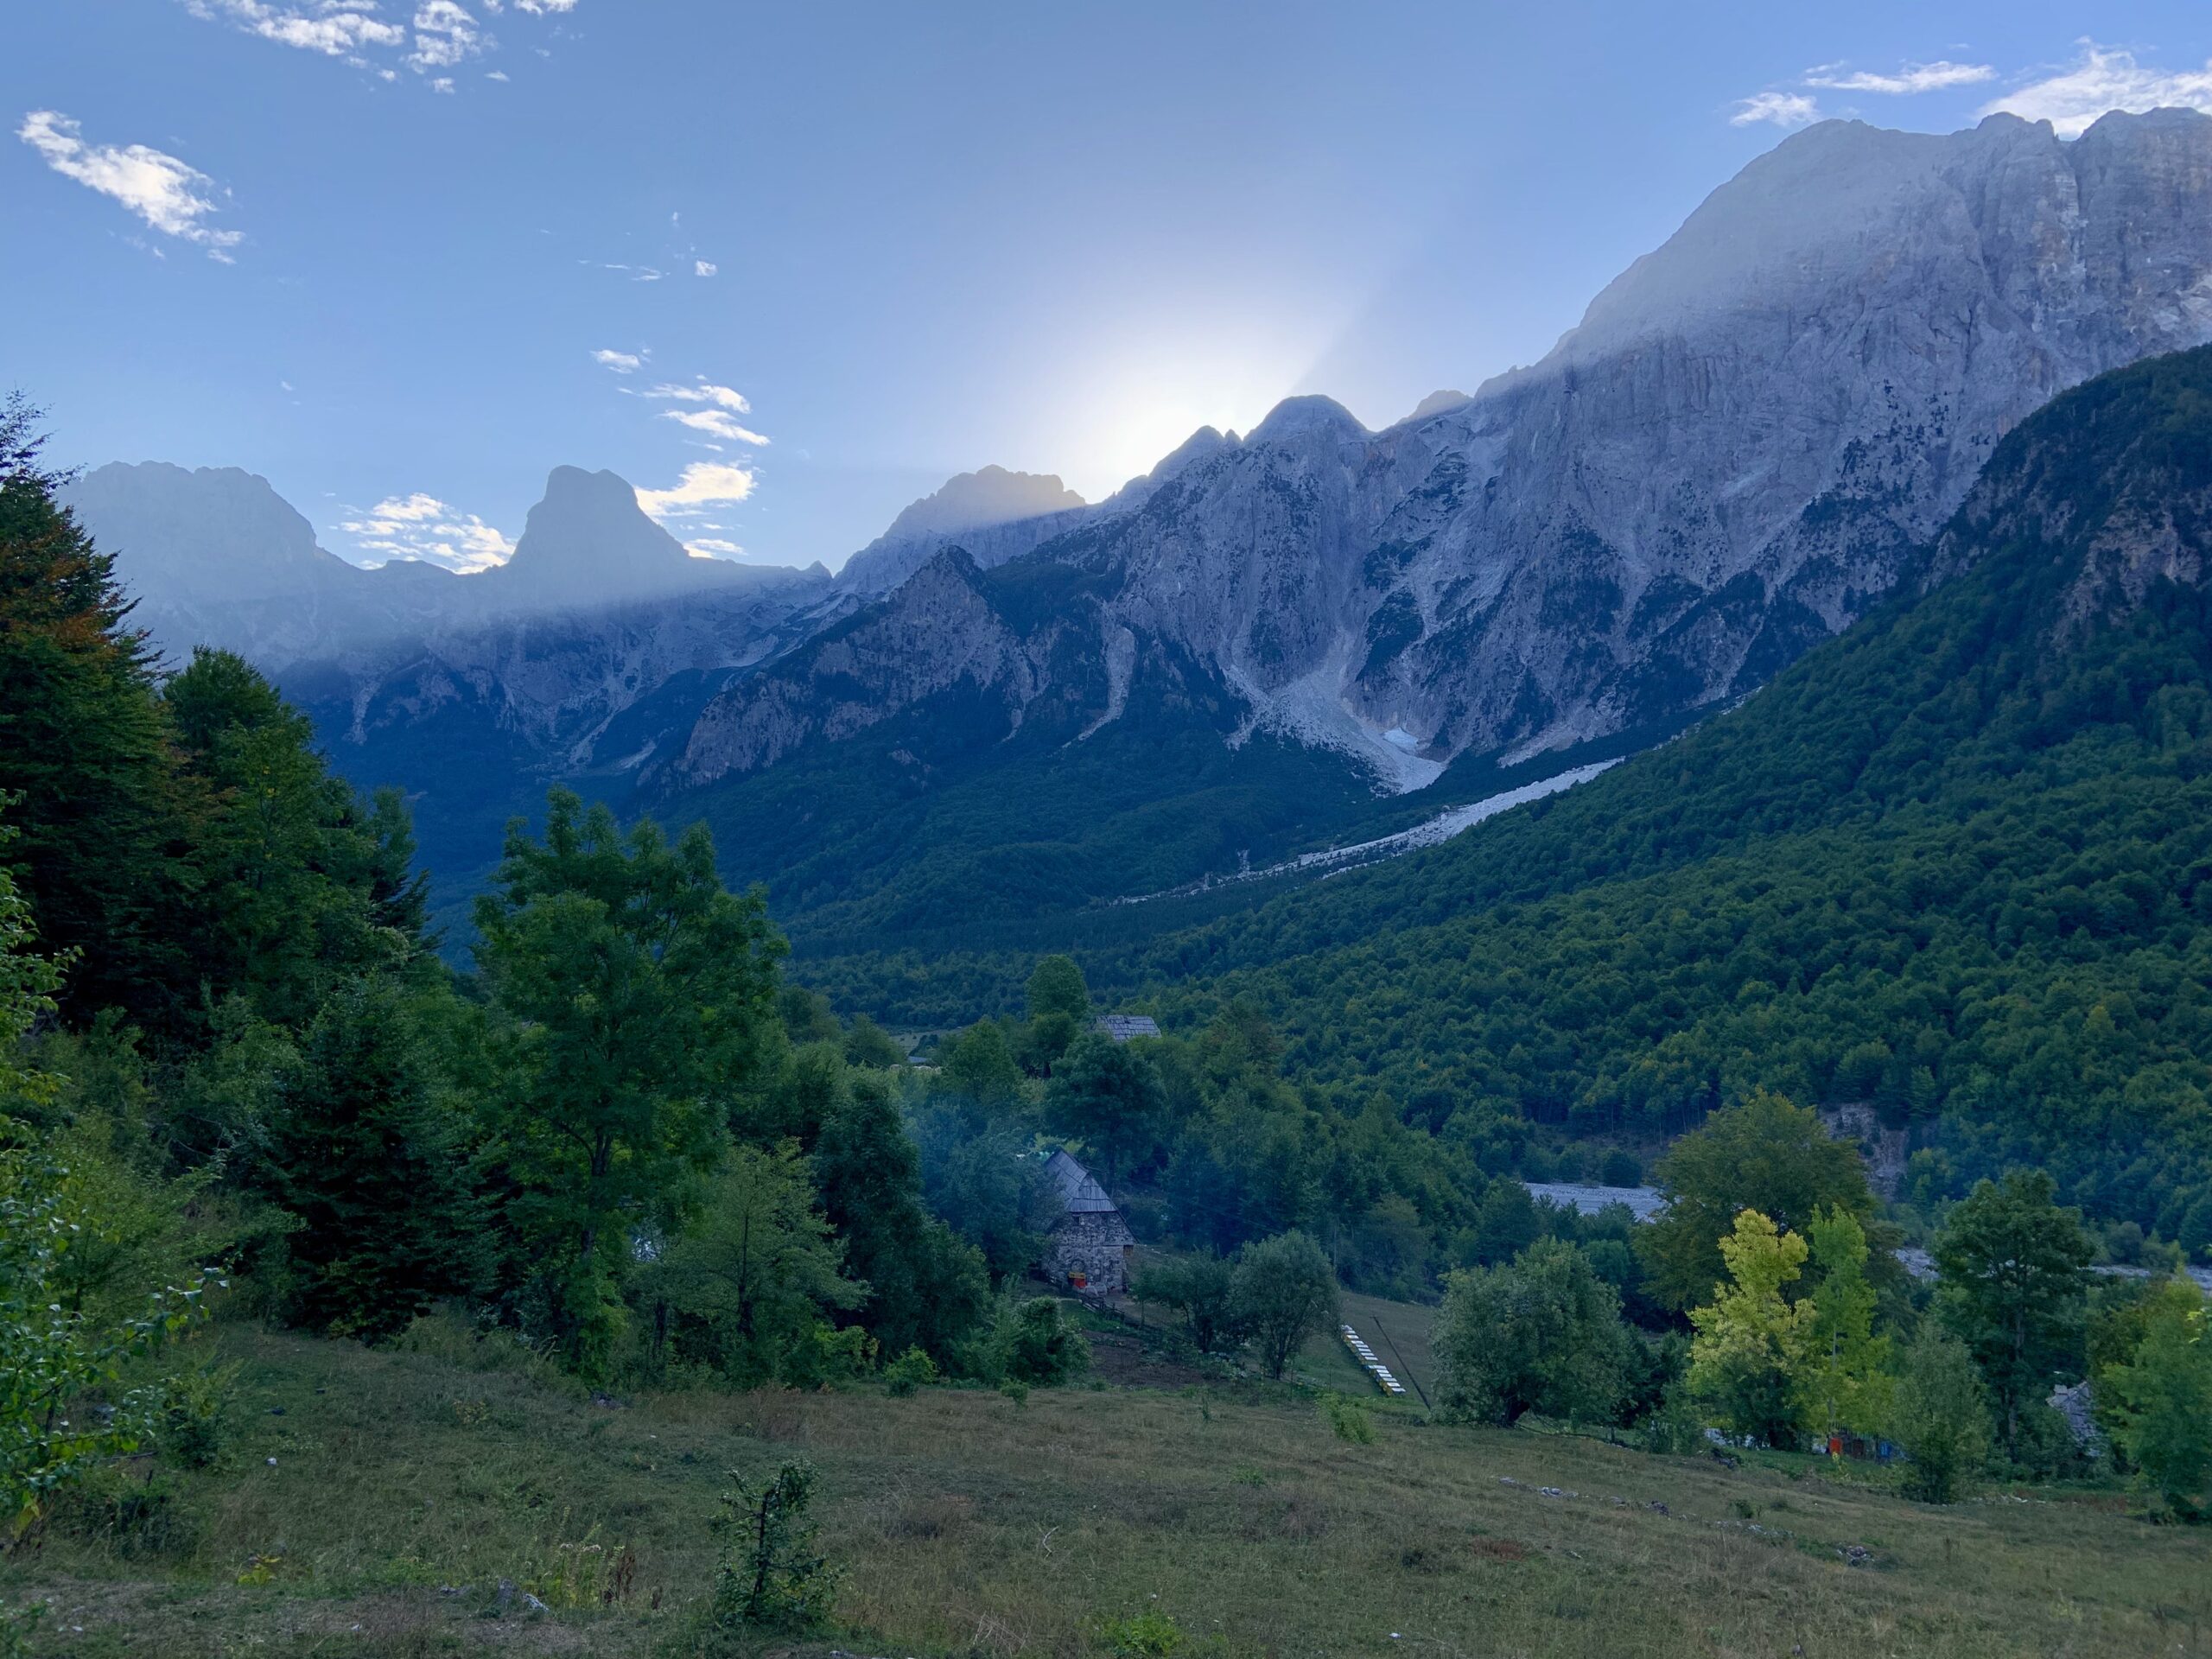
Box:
[883,1345,939,1397]
[1600,1150,1643,1188]
[1098,1609,1186,1657]
[994,1297,1090,1386]
[1323,1393,1376,1444]
[156,1359,242,1469]
[710,1460,842,1635]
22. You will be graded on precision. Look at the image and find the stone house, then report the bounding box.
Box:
[1041,1149,1136,1293]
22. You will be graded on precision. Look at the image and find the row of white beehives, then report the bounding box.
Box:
[1340,1323,1407,1395]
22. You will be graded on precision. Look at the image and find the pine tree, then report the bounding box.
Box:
[262,974,481,1341]
[0,397,198,1027]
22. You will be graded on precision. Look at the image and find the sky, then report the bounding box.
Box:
[9,3,2212,575]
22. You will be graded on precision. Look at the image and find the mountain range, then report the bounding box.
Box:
[62,106,2212,947]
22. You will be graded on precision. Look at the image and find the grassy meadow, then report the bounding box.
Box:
[6,1314,2209,1659]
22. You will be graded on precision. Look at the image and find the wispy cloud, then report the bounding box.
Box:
[633,461,758,522]
[179,0,572,84]
[1981,41,2212,138]
[18,111,244,260]
[340,492,513,571]
[659,408,770,446]
[1806,60,1994,95]
[641,379,753,413]
[685,537,746,560]
[591,347,643,373]
[182,1,405,55]
[1730,92,1821,129]
[596,262,664,282]
[693,258,717,277]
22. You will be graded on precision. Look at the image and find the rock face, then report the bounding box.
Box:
[836,465,1088,594]
[673,109,2212,794]
[66,463,840,885]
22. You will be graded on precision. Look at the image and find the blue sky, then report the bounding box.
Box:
[10,3,2212,573]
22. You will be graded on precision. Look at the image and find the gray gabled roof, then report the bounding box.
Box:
[1095,1014,1160,1041]
[1043,1148,1117,1214]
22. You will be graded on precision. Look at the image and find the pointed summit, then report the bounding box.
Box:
[492,466,717,609]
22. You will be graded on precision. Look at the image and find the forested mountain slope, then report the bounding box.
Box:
[1121,347,2212,1243]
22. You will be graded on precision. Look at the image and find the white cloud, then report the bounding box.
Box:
[641,379,753,413]
[179,0,571,82]
[591,347,643,373]
[598,263,664,281]
[19,111,244,259]
[182,1,405,55]
[1730,92,1821,129]
[1981,41,2212,138]
[659,408,770,446]
[633,461,758,522]
[1806,60,1994,95]
[486,68,509,80]
[340,492,514,571]
[684,537,746,560]
[407,1,480,69]
[694,258,717,277]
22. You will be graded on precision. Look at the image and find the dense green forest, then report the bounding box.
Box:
[805,349,2212,1249]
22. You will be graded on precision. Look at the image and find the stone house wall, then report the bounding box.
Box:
[1045,1211,1134,1292]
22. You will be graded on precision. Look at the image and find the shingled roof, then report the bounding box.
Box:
[1043,1148,1117,1214]
[1095,1014,1160,1042]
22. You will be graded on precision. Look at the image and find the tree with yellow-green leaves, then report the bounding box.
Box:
[1793,1207,1893,1449]
[1687,1209,1816,1448]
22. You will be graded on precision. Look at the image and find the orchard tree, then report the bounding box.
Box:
[1934,1168,2092,1462]
[1434,1238,1630,1426]
[474,790,784,1374]
[1230,1230,1339,1381]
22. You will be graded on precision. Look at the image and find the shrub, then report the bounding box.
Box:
[1323,1393,1376,1445]
[156,1359,242,1469]
[883,1346,939,1398]
[710,1460,842,1634]
[1230,1232,1339,1382]
[1098,1609,1186,1658]
[995,1297,1090,1386]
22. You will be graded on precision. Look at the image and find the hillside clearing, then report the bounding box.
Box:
[8,1326,2209,1659]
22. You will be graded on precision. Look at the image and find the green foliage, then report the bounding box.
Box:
[710,1459,842,1634]
[1132,1252,1241,1354]
[840,1013,907,1070]
[1891,1328,1993,1504]
[1433,1238,1630,1427]
[1687,1211,1815,1449]
[1322,1391,1376,1444]
[0,398,196,1030]
[813,1067,990,1363]
[2101,1276,2212,1516]
[881,1345,939,1397]
[0,1123,219,1539]
[1794,1208,1893,1446]
[1046,1029,1168,1183]
[1097,1608,1188,1658]
[1637,1092,1879,1312]
[260,973,480,1340]
[1230,1230,1339,1381]
[1934,1168,2093,1462]
[635,1142,864,1389]
[1022,953,1091,1073]
[473,788,785,1374]
[992,1295,1090,1386]
[935,1019,1025,1115]
[154,1359,242,1470]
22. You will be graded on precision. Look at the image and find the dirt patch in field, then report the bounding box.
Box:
[1081,1329,1212,1389]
